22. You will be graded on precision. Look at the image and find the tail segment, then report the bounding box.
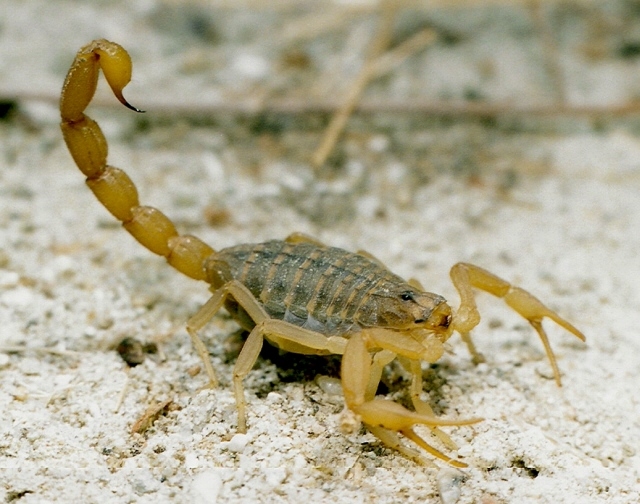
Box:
[60,39,215,281]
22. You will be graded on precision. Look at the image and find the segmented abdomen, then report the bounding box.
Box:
[212,240,405,335]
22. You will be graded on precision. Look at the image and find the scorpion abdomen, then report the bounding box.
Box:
[209,240,407,335]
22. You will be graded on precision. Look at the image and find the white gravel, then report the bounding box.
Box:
[1,1,640,503]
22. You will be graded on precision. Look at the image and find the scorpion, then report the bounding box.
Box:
[59,39,585,467]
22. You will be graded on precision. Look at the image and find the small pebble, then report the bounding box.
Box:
[264,467,286,488]
[0,270,19,288]
[191,471,222,504]
[0,286,35,308]
[315,375,343,397]
[437,468,463,504]
[227,433,249,453]
[185,452,200,470]
[232,53,269,80]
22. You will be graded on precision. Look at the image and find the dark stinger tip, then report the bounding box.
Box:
[115,91,145,113]
[123,100,145,113]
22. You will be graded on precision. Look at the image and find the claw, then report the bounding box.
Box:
[355,398,482,432]
[354,399,480,468]
[451,263,586,386]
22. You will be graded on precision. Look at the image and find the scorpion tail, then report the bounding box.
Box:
[60,39,215,282]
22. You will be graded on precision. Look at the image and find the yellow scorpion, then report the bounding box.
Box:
[60,40,585,467]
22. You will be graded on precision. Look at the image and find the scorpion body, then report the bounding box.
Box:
[211,239,449,336]
[59,40,585,467]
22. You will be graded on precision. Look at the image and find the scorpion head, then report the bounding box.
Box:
[368,285,454,342]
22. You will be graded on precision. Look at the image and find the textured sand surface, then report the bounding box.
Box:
[1,2,639,503]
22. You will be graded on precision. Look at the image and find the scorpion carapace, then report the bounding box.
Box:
[60,39,586,468]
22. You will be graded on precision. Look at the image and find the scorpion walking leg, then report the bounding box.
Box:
[235,318,350,431]
[186,280,270,430]
[365,350,395,401]
[450,263,586,386]
[341,331,481,467]
[284,232,326,246]
[192,280,349,432]
[366,426,439,468]
[396,357,459,451]
[233,318,348,432]
[186,289,233,388]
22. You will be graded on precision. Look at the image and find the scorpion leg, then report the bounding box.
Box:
[396,356,459,451]
[190,279,349,431]
[366,426,438,468]
[233,318,348,432]
[186,288,236,388]
[365,350,396,401]
[408,278,425,290]
[450,263,586,386]
[355,249,386,267]
[284,232,325,246]
[341,331,481,467]
[186,280,270,429]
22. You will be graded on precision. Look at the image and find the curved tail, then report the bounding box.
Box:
[60,39,215,281]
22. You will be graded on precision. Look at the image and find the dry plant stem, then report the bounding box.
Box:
[311,27,437,168]
[371,29,438,76]
[312,22,440,166]
[10,91,640,119]
[310,0,441,169]
[280,9,358,43]
[131,399,174,434]
[164,0,585,10]
[310,64,376,168]
[311,3,396,168]
[0,346,82,357]
[529,0,567,104]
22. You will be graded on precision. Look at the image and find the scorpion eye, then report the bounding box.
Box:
[400,292,414,301]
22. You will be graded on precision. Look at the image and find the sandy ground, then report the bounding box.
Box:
[1,1,640,503]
